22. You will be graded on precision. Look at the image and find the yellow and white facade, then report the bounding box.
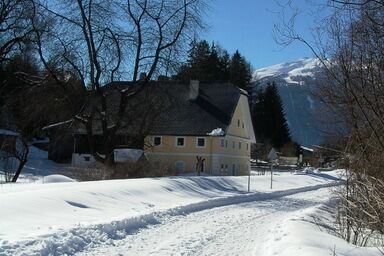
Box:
[144,93,256,175]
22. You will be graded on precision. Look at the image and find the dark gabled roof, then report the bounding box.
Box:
[74,81,244,136]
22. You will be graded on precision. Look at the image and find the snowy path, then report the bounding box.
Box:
[3,172,379,256]
[78,187,330,256]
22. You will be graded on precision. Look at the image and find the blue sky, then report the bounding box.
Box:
[203,1,319,70]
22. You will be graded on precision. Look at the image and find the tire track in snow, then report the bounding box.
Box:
[79,187,333,256]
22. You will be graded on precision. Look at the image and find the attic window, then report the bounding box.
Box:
[237,119,240,127]
[154,137,161,146]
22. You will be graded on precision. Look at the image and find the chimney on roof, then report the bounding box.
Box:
[189,80,199,100]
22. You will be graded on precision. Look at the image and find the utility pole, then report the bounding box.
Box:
[270,162,273,189]
[248,166,251,192]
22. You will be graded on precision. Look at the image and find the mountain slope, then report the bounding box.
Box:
[252,58,327,147]
[253,58,322,85]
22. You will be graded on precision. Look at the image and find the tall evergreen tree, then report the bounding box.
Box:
[229,50,252,90]
[217,46,231,81]
[189,40,211,80]
[205,42,221,82]
[252,82,291,148]
[251,87,266,140]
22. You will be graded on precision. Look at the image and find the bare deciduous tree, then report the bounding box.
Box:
[0,0,35,63]
[31,0,206,166]
[0,132,28,182]
[274,0,384,247]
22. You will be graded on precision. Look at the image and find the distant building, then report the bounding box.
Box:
[299,146,317,166]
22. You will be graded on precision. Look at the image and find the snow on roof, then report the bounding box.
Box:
[0,129,19,136]
[114,148,146,163]
[207,128,225,136]
[238,88,248,96]
[250,159,268,164]
[42,119,73,130]
[301,146,314,152]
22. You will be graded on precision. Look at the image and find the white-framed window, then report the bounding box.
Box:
[196,137,206,148]
[221,139,225,147]
[232,141,235,148]
[238,142,241,149]
[153,136,162,146]
[175,161,185,172]
[242,121,244,128]
[237,119,240,127]
[246,143,249,151]
[175,137,185,147]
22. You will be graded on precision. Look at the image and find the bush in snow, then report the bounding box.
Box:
[334,172,384,247]
[112,161,178,179]
[64,167,113,181]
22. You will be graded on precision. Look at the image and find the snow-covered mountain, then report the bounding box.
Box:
[253,58,322,85]
[252,58,327,147]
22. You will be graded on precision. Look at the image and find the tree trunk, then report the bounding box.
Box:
[11,139,29,183]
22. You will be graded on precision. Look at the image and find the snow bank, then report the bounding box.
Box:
[259,202,380,256]
[0,172,342,255]
[0,129,19,136]
[43,174,76,183]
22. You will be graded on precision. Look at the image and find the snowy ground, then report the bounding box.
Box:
[0,146,71,184]
[0,170,381,256]
[0,147,382,255]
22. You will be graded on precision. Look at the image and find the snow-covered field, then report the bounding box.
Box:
[0,169,381,255]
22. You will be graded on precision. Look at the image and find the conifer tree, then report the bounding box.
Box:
[217,47,231,81]
[229,50,252,90]
[176,41,252,86]
[189,40,211,80]
[251,87,266,141]
[252,82,291,148]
